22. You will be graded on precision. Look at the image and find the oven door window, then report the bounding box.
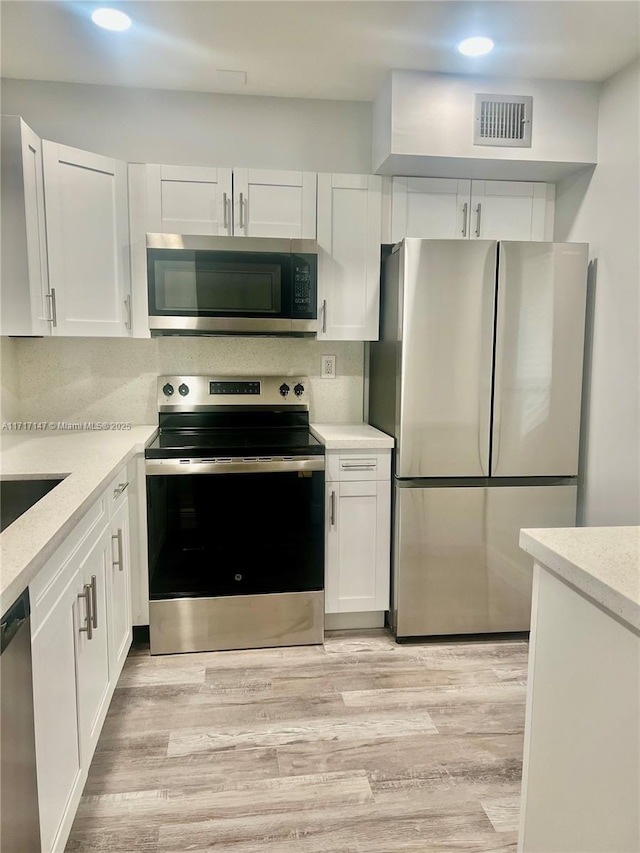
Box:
[149,252,288,317]
[147,471,324,599]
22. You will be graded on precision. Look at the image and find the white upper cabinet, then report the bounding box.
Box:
[145,164,233,235]
[232,169,316,238]
[1,116,52,336]
[43,141,131,336]
[391,177,555,243]
[391,178,472,242]
[317,173,383,341]
[141,164,316,238]
[129,164,318,337]
[469,180,555,240]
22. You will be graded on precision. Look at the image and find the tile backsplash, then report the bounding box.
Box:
[12,337,365,425]
[0,337,20,422]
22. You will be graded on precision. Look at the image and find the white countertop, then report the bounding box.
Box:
[310,422,394,450]
[520,526,640,631]
[0,427,157,609]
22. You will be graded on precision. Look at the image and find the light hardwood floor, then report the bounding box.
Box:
[65,630,528,852]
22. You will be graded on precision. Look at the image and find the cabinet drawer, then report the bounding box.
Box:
[107,464,131,517]
[326,450,391,482]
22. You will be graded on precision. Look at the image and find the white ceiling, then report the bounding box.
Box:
[1,1,639,101]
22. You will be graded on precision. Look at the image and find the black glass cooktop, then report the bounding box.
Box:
[145,429,324,459]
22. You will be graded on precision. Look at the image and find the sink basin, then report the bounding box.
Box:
[0,478,65,533]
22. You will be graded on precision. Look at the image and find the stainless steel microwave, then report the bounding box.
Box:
[147,234,318,336]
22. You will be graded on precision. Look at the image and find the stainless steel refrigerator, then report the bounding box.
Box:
[369,239,588,638]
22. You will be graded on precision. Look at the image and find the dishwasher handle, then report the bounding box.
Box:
[1,590,30,655]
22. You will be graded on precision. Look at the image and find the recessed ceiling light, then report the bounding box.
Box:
[91,8,132,31]
[458,37,494,57]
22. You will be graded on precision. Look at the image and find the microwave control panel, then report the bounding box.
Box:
[291,255,317,317]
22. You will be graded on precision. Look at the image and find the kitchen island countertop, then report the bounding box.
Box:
[310,422,394,450]
[520,525,640,631]
[0,426,157,608]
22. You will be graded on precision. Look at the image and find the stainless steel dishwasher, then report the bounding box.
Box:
[1,588,41,852]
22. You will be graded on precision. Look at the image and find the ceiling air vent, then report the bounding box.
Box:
[473,94,533,147]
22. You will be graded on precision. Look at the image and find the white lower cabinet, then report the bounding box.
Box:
[108,494,133,674]
[30,468,135,852]
[31,569,82,853]
[324,449,391,614]
[75,524,111,766]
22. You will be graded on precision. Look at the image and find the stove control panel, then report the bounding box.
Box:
[210,381,261,396]
[158,376,309,409]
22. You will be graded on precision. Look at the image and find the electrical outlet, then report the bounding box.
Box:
[321,355,336,379]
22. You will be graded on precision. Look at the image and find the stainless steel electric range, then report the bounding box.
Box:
[145,375,325,655]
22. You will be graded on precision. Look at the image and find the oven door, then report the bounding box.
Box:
[146,457,325,653]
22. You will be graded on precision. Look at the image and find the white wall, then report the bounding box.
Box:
[12,337,364,425]
[555,60,640,525]
[0,78,371,426]
[0,79,372,172]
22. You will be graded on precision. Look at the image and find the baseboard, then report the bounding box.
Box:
[324,611,386,630]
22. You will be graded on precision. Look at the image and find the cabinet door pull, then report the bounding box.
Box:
[239,192,245,228]
[113,481,129,499]
[124,294,132,330]
[340,462,376,470]
[90,575,98,630]
[45,289,58,327]
[322,299,327,334]
[461,202,468,237]
[78,584,93,640]
[112,529,124,571]
[475,203,482,237]
[330,490,336,526]
[223,192,229,230]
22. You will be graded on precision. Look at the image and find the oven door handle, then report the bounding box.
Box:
[145,457,325,475]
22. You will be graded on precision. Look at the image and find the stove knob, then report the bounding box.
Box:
[293,383,305,397]
[162,383,174,397]
[279,383,290,397]
[178,383,190,397]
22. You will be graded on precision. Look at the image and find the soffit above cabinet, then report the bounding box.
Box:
[373,71,600,182]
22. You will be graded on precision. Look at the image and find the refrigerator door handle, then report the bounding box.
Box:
[477,243,497,476]
[491,250,507,475]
